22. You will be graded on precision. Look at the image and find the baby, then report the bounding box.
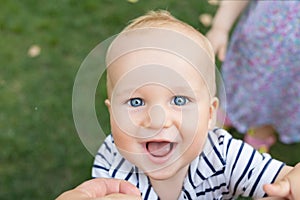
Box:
[92,10,299,200]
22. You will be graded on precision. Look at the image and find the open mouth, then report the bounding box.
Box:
[146,141,174,157]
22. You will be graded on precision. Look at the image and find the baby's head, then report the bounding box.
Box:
[104,10,218,180]
[106,10,216,98]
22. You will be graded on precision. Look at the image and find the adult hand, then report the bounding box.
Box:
[263,163,300,200]
[206,27,228,62]
[56,178,142,200]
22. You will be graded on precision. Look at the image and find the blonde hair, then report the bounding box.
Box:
[123,10,215,62]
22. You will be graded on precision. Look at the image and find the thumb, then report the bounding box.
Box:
[98,193,142,200]
[263,179,290,198]
[76,178,141,197]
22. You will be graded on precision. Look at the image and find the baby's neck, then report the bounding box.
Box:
[149,165,189,200]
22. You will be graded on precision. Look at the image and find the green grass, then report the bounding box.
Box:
[0,1,299,199]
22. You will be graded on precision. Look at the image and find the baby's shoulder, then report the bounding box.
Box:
[209,128,234,146]
[208,128,245,159]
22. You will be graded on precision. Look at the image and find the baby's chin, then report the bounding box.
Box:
[145,168,178,181]
[120,153,179,179]
[142,160,189,181]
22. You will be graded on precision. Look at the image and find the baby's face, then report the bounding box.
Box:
[105,48,217,180]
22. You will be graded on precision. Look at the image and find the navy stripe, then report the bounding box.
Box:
[230,142,244,178]
[271,163,285,184]
[196,168,206,180]
[135,166,139,188]
[232,148,256,196]
[248,168,254,179]
[221,190,230,196]
[144,184,152,200]
[203,153,216,173]
[103,141,111,153]
[196,182,227,196]
[227,142,244,191]
[112,158,125,177]
[124,167,134,181]
[249,158,272,196]
[96,152,111,165]
[212,127,220,133]
[142,177,153,200]
[218,134,225,145]
[212,167,225,177]
[263,162,285,197]
[183,189,193,200]
[208,134,226,165]
[226,137,232,156]
[218,135,225,141]
[93,164,109,171]
[187,165,197,189]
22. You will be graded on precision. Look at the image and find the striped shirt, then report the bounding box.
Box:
[92,128,284,200]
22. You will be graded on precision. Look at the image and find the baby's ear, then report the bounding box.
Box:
[208,97,219,129]
[105,99,112,111]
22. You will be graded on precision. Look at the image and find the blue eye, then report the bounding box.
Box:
[128,98,144,107]
[172,96,189,106]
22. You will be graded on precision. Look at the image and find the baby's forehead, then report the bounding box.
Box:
[106,26,212,63]
[106,27,216,95]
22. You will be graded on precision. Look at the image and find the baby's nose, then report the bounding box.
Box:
[143,104,174,130]
[148,105,165,129]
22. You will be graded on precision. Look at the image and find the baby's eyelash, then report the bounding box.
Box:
[171,96,190,106]
[127,97,145,107]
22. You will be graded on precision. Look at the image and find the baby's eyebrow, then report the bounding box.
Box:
[112,85,201,98]
[112,86,142,98]
[169,85,203,93]
[171,85,194,91]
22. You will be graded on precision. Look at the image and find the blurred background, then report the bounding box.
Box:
[1,1,299,199]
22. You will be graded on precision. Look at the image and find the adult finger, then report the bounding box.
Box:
[76,178,141,197]
[263,179,290,198]
[217,45,227,61]
[264,163,300,199]
[97,193,142,200]
[56,178,141,200]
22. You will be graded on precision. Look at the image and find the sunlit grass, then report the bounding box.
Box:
[1,1,299,199]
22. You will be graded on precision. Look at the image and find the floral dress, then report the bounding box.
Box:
[222,0,300,143]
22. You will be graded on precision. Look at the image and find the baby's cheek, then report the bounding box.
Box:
[113,131,133,149]
[112,127,140,152]
[180,123,208,155]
